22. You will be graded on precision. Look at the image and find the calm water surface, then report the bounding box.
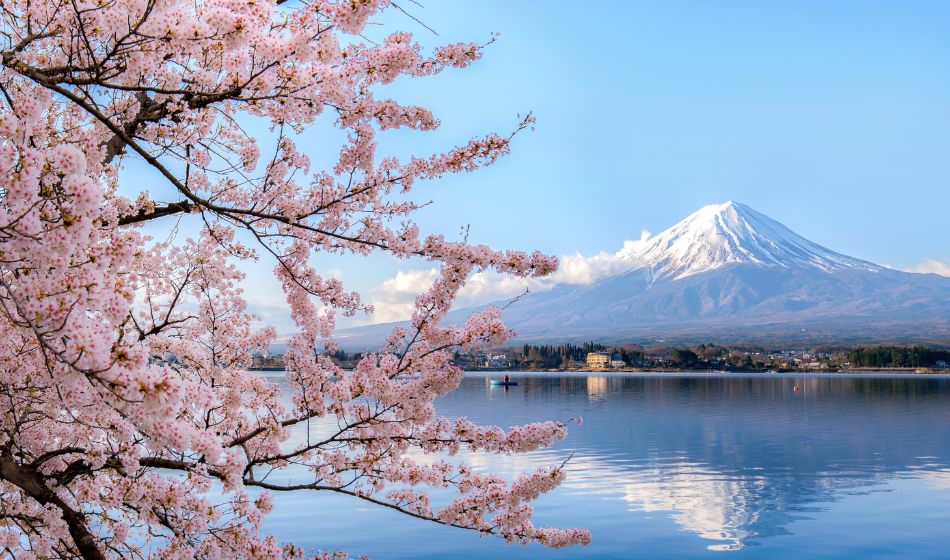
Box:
[262,372,950,559]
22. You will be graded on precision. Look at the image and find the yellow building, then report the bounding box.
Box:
[586,352,611,368]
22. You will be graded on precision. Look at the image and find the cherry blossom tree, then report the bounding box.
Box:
[0,1,590,558]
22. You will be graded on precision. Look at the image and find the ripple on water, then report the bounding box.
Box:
[259,372,950,559]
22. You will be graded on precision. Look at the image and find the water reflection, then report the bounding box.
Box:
[586,375,608,402]
[438,374,950,552]
[262,372,950,558]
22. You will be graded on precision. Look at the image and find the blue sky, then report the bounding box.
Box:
[126,0,950,331]
[376,0,950,262]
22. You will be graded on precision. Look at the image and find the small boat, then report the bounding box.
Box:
[490,380,518,386]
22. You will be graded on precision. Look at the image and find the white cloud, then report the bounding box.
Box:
[554,230,650,284]
[366,268,440,323]
[362,230,653,324]
[362,268,541,325]
[905,259,950,277]
[457,270,544,303]
[238,231,657,329]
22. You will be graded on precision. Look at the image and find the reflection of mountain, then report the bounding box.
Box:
[438,374,950,550]
[618,462,760,551]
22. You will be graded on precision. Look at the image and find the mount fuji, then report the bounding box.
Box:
[341,202,950,346]
[635,201,880,280]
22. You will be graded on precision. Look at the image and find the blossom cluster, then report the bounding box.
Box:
[0,1,589,558]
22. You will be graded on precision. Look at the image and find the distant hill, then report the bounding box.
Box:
[338,202,950,348]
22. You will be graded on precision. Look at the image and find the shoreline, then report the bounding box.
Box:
[249,367,950,376]
[477,368,950,375]
[462,366,950,374]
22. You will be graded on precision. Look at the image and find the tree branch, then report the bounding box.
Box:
[0,452,107,560]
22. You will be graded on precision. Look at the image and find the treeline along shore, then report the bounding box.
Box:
[250,344,950,374]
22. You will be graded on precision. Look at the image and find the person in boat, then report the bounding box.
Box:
[504,374,510,383]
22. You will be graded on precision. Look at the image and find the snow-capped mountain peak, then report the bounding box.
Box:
[637,201,878,280]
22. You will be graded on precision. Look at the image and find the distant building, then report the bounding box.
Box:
[484,353,510,369]
[609,353,626,368]
[936,360,949,369]
[586,352,610,368]
[250,353,285,370]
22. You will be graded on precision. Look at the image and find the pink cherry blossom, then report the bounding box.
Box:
[0,1,589,558]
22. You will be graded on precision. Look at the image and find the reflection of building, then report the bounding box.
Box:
[586,352,610,368]
[586,376,608,400]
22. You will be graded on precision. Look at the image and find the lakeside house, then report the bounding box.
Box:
[586,352,611,368]
[484,353,510,369]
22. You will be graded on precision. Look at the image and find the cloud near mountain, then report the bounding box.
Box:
[367,269,441,323]
[365,230,653,324]
[906,259,950,277]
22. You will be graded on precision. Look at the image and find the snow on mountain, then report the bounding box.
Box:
[339,202,950,347]
[637,201,879,280]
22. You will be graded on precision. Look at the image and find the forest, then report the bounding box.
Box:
[848,346,950,368]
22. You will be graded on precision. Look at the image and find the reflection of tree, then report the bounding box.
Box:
[436,374,950,550]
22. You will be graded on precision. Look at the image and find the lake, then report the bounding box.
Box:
[262,372,950,559]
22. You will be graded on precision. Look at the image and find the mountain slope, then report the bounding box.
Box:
[637,202,879,280]
[339,202,950,347]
